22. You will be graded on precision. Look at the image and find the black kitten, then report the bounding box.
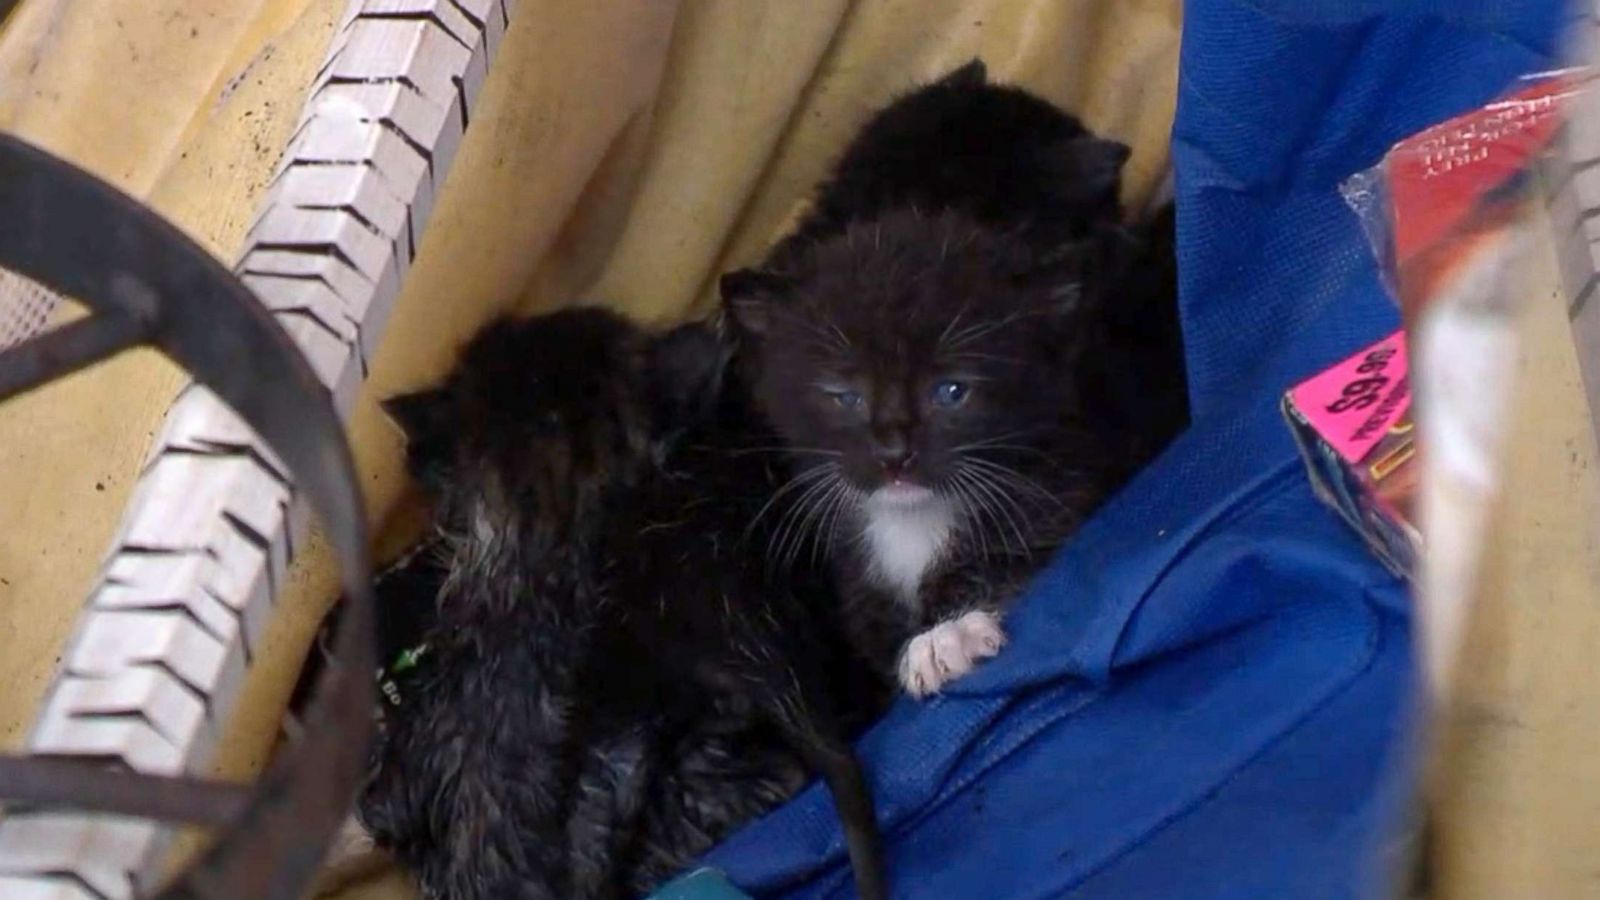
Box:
[763,58,1131,270]
[357,308,886,899]
[358,309,674,900]
[582,325,886,897]
[723,61,1186,698]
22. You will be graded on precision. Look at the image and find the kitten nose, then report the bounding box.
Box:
[874,443,916,479]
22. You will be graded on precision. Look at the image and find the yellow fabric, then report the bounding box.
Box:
[0,1,1180,895]
[1427,208,1600,898]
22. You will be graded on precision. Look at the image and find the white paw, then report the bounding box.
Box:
[325,814,376,866]
[313,815,390,896]
[897,610,1007,699]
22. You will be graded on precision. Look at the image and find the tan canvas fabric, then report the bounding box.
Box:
[0,1,1181,894]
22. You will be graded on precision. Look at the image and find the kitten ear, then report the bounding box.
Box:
[1058,134,1131,197]
[381,388,451,446]
[937,58,987,88]
[644,322,730,433]
[1013,239,1095,308]
[719,268,794,339]
[1027,225,1141,314]
[382,388,457,495]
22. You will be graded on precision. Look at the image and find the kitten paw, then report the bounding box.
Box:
[897,610,1007,699]
[312,815,391,896]
[326,813,377,864]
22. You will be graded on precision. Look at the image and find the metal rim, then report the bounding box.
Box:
[0,131,376,900]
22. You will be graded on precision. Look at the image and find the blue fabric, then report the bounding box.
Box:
[691,2,1567,897]
[653,870,756,900]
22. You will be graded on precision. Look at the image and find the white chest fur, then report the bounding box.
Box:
[860,496,956,606]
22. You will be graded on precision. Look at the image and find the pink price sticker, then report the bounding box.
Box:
[1291,330,1410,464]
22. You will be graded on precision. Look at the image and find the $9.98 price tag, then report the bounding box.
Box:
[1291,330,1411,464]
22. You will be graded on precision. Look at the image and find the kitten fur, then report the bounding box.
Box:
[724,59,1187,697]
[356,308,886,899]
[358,310,658,900]
[762,57,1131,270]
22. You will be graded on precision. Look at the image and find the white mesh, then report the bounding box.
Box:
[0,267,61,351]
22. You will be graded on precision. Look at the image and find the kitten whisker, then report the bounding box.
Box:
[806,480,850,569]
[935,309,967,348]
[824,317,854,351]
[948,428,1054,454]
[789,313,852,353]
[816,479,857,564]
[725,446,844,458]
[950,469,1007,560]
[941,307,1050,350]
[790,475,848,570]
[961,456,1065,510]
[823,482,857,552]
[957,444,1055,460]
[958,465,1031,558]
[746,463,836,541]
[980,469,1037,556]
[943,476,993,562]
[767,467,840,571]
[773,471,836,547]
[945,352,1016,366]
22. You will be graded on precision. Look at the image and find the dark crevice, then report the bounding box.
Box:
[1569,271,1599,320]
[221,510,276,561]
[144,658,217,719]
[272,159,411,210]
[101,599,234,646]
[376,118,436,178]
[190,438,293,486]
[280,499,296,563]
[238,265,358,307]
[114,545,218,561]
[140,444,291,490]
[353,10,474,50]
[248,242,374,284]
[205,586,255,665]
[62,654,218,720]
[293,201,391,241]
[64,708,183,748]
[30,869,114,900]
[273,306,358,348]
[446,0,486,31]
[27,752,131,769]
[324,73,429,100]
[454,74,470,131]
[221,510,280,602]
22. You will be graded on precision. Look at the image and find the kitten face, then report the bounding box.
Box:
[727,210,1086,525]
[386,309,725,542]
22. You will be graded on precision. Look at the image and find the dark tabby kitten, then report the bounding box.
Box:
[356,309,672,899]
[355,308,885,899]
[723,60,1186,698]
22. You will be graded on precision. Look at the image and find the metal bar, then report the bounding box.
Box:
[0,312,147,401]
[0,757,248,826]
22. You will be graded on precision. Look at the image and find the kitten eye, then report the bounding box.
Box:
[932,380,970,408]
[829,389,865,411]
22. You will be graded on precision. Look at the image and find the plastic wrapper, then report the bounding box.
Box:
[1288,70,1582,696]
